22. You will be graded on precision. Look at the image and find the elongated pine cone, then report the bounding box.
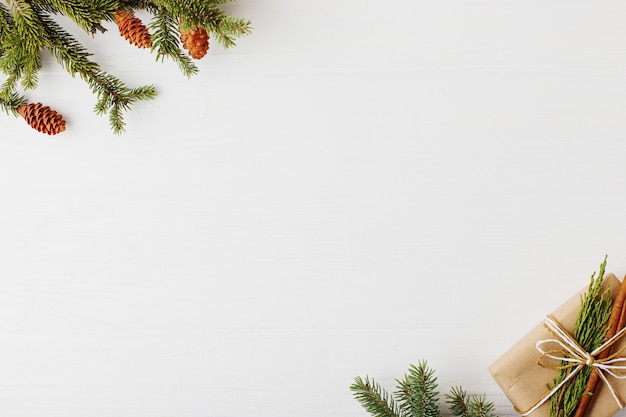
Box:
[115,9,152,49]
[180,27,210,59]
[18,103,66,135]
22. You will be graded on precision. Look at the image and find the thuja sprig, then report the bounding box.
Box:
[549,256,613,417]
[351,361,499,417]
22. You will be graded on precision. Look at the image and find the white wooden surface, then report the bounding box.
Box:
[3,1,626,416]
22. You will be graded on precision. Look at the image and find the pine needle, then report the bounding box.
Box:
[351,376,403,417]
[446,386,497,417]
[396,361,440,417]
[0,0,249,133]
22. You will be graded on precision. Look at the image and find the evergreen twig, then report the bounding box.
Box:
[446,386,470,417]
[396,361,440,417]
[352,362,499,417]
[446,387,497,417]
[351,376,404,417]
[549,256,613,417]
[0,0,250,133]
[148,5,197,77]
[0,90,25,115]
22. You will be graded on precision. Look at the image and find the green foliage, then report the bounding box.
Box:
[549,256,614,417]
[351,361,498,417]
[0,90,25,115]
[148,6,198,77]
[396,361,440,417]
[351,376,404,417]
[0,0,251,133]
[34,0,117,33]
[445,386,497,417]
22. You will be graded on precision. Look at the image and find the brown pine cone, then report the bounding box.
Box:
[180,27,210,59]
[115,9,152,49]
[18,103,66,135]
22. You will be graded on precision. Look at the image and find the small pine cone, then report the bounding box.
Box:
[115,9,152,49]
[18,103,66,135]
[180,27,210,59]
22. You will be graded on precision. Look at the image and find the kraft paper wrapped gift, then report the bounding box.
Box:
[489,273,626,417]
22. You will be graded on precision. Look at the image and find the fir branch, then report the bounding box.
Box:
[0,3,12,45]
[2,0,45,90]
[117,0,154,11]
[395,361,440,417]
[466,395,497,417]
[32,0,118,33]
[4,48,36,90]
[36,11,156,134]
[446,386,470,417]
[0,70,19,99]
[446,387,497,417]
[0,90,24,115]
[0,0,250,133]
[549,256,613,417]
[148,5,197,77]
[89,70,156,134]
[209,14,251,48]
[351,376,404,417]
[150,0,221,27]
[37,13,99,76]
[151,0,251,47]
[352,363,500,417]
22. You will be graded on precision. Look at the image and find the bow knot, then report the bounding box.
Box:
[518,315,626,416]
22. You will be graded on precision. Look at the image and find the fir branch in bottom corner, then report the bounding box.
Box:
[352,362,499,417]
[395,361,440,417]
[351,375,403,417]
[445,386,497,417]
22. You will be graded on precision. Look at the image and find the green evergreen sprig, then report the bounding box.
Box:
[446,386,497,417]
[351,361,499,417]
[396,361,440,417]
[549,256,614,417]
[352,375,404,417]
[0,90,25,115]
[0,0,251,134]
[147,5,198,77]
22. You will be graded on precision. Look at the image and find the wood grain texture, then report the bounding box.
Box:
[3,1,626,416]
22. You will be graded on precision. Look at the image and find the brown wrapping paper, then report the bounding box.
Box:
[489,273,626,417]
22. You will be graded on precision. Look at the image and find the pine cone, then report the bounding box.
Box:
[180,27,210,59]
[18,103,66,135]
[115,9,152,49]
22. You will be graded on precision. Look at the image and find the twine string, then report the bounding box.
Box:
[517,315,626,416]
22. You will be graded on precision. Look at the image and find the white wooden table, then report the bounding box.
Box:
[2,1,626,416]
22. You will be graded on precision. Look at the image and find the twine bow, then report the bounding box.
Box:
[518,315,626,416]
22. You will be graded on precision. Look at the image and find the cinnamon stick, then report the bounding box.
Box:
[572,274,626,417]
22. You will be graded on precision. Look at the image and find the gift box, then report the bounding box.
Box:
[489,273,626,417]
